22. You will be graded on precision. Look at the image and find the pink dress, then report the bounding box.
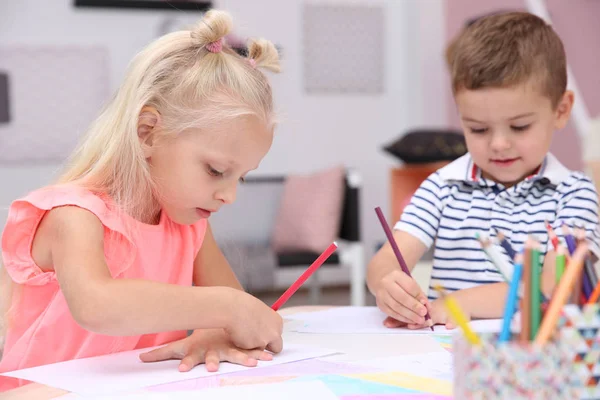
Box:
[0,185,207,391]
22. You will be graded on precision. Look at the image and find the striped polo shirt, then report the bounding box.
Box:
[394,153,600,300]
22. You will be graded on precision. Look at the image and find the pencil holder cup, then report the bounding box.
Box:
[453,304,600,400]
[556,303,600,399]
[453,333,578,399]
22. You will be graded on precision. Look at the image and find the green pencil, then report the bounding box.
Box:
[531,240,542,340]
[555,245,566,284]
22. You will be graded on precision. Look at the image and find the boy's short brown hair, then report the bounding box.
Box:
[448,12,567,107]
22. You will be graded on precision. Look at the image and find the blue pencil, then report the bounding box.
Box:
[496,231,516,260]
[499,253,524,343]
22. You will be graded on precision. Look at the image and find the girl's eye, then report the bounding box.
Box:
[239,177,246,184]
[208,166,223,177]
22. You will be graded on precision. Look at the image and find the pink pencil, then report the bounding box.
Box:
[271,242,338,311]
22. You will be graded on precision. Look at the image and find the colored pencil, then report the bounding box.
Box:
[535,243,588,346]
[499,253,524,343]
[530,240,542,340]
[520,237,533,342]
[561,222,577,255]
[271,242,338,311]
[477,234,513,282]
[555,245,566,284]
[588,280,600,304]
[496,231,516,260]
[375,207,434,329]
[574,227,598,295]
[434,285,481,345]
[545,221,559,252]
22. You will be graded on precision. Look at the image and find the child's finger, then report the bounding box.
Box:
[393,271,426,299]
[407,322,429,330]
[382,316,405,328]
[226,348,258,367]
[376,299,413,325]
[265,336,283,354]
[179,350,205,372]
[204,349,221,372]
[244,349,273,361]
[386,284,428,322]
[445,321,456,330]
[139,344,181,363]
[383,295,424,325]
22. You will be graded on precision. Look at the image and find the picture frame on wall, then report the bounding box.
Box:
[74,0,212,11]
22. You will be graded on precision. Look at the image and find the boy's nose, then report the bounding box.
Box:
[490,133,511,151]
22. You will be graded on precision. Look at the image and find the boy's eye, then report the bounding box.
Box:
[511,124,530,132]
[208,166,224,177]
[469,127,488,134]
[239,176,246,184]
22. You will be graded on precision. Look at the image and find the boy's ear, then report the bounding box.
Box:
[554,90,574,131]
[138,106,161,158]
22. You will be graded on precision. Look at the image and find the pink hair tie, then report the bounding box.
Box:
[248,58,257,69]
[206,38,223,53]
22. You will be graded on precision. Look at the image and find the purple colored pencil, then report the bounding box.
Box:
[375,206,434,330]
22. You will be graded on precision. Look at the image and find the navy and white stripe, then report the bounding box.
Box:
[394,153,600,300]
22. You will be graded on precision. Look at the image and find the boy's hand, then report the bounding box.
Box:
[139,329,273,372]
[429,298,471,329]
[375,269,430,325]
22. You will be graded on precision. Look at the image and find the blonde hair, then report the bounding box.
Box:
[0,9,280,346]
[57,9,280,222]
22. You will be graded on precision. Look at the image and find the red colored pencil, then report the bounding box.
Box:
[375,206,434,330]
[271,242,338,311]
[545,221,559,251]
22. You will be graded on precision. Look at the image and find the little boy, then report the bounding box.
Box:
[368,12,600,329]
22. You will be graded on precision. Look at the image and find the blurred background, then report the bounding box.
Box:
[1,0,599,307]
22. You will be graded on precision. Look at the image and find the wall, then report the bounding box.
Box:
[0,0,441,259]
[445,0,600,171]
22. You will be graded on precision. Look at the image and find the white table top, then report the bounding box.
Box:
[1,306,446,400]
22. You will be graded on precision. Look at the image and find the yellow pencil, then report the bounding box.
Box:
[434,285,481,345]
[534,243,588,346]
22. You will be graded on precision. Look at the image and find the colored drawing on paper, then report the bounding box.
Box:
[289,374,419,396]
[353,372,452,396]
[147,359,452,397]
[432,335,452,352]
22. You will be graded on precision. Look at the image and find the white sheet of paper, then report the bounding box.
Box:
[291,306,507,334]
[0,344,336,396]
[348,351,454,381]
[85,381,337,400]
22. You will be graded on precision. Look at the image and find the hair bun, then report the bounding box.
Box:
[191,10,233,46]
[248,38,281,73]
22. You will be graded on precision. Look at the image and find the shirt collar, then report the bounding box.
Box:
[437,153,571,185]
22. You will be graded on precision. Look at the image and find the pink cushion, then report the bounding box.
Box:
[272,166,346,253]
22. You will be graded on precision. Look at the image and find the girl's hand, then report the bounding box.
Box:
[139,329,273,372]
[226,291,283,353]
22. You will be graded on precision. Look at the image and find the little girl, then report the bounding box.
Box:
[0,10,283,391]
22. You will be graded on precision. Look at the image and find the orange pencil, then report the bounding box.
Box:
[588,280,600,304]
[535,243,588,346]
